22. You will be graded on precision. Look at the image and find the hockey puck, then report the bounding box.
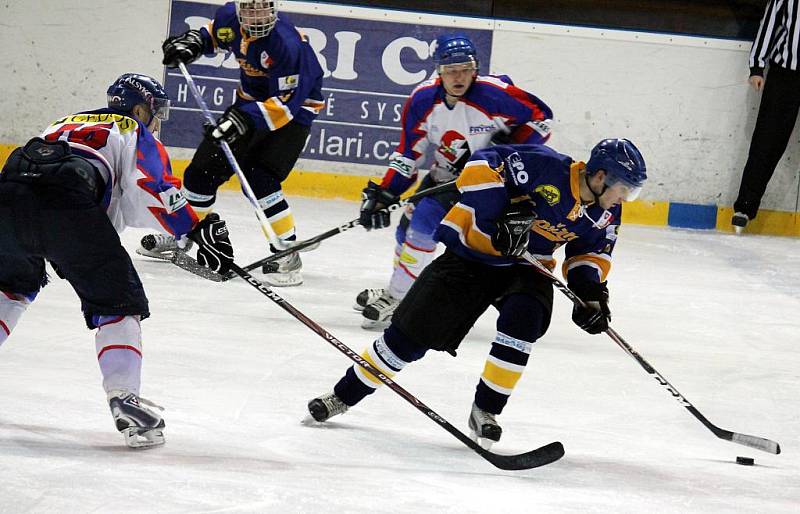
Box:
[736,456,754,466]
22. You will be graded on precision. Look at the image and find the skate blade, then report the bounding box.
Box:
[353,303,365,312]
[135,247,173,261]
[122,427,165,449]
[261,271,303,287]
[360,318,391,330]
[733,226,744,235]
[469,429,495,450]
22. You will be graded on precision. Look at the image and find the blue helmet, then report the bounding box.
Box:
[433,33,478,68]
[586,138,647,194]
[107,73,170,121]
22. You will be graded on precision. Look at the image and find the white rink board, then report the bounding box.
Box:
[1,0,799,210]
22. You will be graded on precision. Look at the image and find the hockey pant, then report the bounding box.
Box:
[335,251,553,415]
[182,120,310,243]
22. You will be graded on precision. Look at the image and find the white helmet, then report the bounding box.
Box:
[235,0,277,38]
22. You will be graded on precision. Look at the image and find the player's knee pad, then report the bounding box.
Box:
[382,324,428,362]
[496,294,549,343]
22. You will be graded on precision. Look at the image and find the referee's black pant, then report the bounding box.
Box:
[735,65,800,219]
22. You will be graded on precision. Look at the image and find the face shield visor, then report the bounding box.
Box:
[603,172,642,202]
[150,96,171,121]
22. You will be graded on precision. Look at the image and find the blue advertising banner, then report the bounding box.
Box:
[161,1,492,167]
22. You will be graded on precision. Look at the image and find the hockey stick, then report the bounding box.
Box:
[177,62,286,250]
[519,251,781,455]
[171,180,458,282]
[203,257,564,470]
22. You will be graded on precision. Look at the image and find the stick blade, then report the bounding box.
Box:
[731,433,781,454]
[479,441,565,471]
[171,250,227,282]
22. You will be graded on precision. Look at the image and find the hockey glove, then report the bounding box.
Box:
[204,106,254,146]
[359,182,398,230]
[162,30,205,68]
[570,281,611,335]
[491,203,536,257]
[188,213,234,274]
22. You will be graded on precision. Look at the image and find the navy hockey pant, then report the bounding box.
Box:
[0,182,149,329]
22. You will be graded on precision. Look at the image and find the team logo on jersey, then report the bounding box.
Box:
[535,184,560,206]
[260,51,272,68]
[216,27,235,44]
[531,220,578,242]
[437,130,469,165]
[278,74,299,91]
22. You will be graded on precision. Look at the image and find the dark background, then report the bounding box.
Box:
[314,0,767,39]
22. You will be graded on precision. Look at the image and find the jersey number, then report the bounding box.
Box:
[45,123,112,151]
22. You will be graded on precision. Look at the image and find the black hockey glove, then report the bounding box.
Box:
[570,281,611,335]
[162,30,205,68]
[203,106,254,146]
[491,203,536,257]
[188,213,234,274]
[359,182,398,230]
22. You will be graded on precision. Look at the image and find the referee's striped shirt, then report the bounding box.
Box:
[749,0,800,74]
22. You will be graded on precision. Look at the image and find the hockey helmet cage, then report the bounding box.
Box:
[236,0,277,38]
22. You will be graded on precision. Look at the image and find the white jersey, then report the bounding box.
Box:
[380,75,553,195]
[41,110,196,237]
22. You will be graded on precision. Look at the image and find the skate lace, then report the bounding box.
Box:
[151,233,177,251]
[471,406,497,427]
[321,393,348,417]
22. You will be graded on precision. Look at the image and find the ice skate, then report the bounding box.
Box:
[361,291,400,329]
[262,252,303,287]
[306,392,349,423]
[731,212,749,235]
[108,390,165,449]
[353,288,386,311]
[136,233,191,260]
[468,402,502,450]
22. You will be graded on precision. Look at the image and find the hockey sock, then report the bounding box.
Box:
[334,325,427,406]
[258,190,296,241]
[94,315,143,395]
[0,291,35,346]
[388,231,436,299]
[474,295,545,414]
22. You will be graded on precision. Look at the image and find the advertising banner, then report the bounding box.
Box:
[162,1,492,166]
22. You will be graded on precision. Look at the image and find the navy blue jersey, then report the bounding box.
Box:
[200,3,324,130]
[437,145,622,288]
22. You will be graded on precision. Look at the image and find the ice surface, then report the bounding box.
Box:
[1,193,798,513]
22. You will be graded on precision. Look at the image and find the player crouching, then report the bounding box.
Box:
[308,139,646,449]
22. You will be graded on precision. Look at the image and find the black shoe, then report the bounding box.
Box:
[731,212,749,234]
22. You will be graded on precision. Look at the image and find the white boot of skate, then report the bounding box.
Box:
[360,291,400,329]
[468,402,502,450]
[262,252,303,287]
[305,391,349,423]
[136,233,192,260]
[353,288,387,311]
[108,390,165,449]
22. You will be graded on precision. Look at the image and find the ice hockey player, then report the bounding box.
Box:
[355,32,553,329]
[309,139,646,449]
[138,0,324,287]
[0,73,235,448]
